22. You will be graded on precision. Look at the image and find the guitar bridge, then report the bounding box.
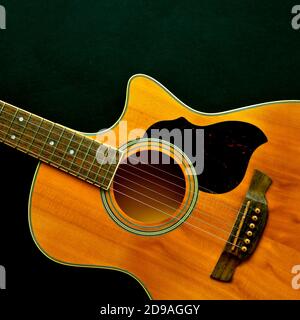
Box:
[211,170,272,282]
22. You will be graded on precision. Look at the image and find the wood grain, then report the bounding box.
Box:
[30,75,300,299]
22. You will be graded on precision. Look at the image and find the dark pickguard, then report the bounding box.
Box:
[144,117,267,194]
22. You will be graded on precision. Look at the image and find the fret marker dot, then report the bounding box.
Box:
[49,141,55,146]
[19,117,24,122]
[69,149,75,155]
[11,135,16,140]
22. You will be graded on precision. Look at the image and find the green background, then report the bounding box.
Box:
[0,0,299,310]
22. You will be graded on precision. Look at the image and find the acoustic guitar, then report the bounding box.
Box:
[1,74,300,299]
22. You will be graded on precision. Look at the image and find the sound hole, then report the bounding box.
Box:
[113,150,186,224]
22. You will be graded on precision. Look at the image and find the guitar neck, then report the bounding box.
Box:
[0,100,122,190]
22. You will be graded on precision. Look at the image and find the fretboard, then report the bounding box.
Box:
[0,100,123,190]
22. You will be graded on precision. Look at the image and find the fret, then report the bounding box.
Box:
[38,122,55,158]
[94,144,109,186]
[67,134,85,173]
[48,125,66,164]
[63,136,93,176]
[15,112,32,149]
[23,114,46,154]
[27,117,45,157]
[85,141,103,183]
[0,101,5,113]
[58,131,76,170]
[0,101,5,137]
[2,109,33,150]
[4,107,19,143]
[93,146,120,188]
[78,138,94,179]
[0,100,122,190]
[60,132,85,173]
[34,119,55,154]
[107,149,123,188]
[101,149,117,187]
[0,103,10,140]
[32,119,59,162]
[1,103,16,119]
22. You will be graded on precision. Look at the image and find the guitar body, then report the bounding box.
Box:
[29,75,300,299]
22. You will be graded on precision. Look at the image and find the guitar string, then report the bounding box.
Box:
[114,169,238,230]
[2,105,297,259]
[0,106,250,221]
[0,116,248,221]
[0,125,246,247]
[0,124,248,244]
[0,114,252,245]
[110,187,243,249]
[0,118,245,219]
[124,159,241,212]
[0,125,247,238]
[0,106,243,211]
[2,110,297,275]
[0,146,243,251]
[0,106,233,198]
[117,161,242,219]
[0,123,243,238]
[116,164,243,232]
[0,108,244,214]
[110,178,244,238]
[129,159,228,195]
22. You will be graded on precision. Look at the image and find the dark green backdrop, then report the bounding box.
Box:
[0,0,299,313]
